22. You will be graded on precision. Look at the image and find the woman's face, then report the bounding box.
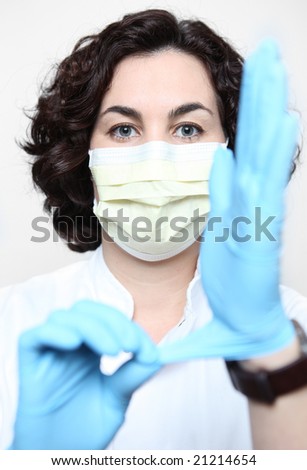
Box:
[90,49,225,148]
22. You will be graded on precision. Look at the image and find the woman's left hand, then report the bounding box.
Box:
[159,39,299,363]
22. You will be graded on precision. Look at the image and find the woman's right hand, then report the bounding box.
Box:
[10,300,159,450]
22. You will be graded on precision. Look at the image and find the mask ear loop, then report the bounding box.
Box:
[89,174,98,209]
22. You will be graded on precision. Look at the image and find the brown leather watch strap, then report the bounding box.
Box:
[226,320,307,403]
[226,355,307,403]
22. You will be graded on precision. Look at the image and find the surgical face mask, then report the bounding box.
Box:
[89,140,227,262]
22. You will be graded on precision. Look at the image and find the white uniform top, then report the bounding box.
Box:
[1,247,307,450]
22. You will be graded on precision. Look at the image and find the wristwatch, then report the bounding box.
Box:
[226,320,307,403]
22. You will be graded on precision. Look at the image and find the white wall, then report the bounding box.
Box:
[1,0,307,295]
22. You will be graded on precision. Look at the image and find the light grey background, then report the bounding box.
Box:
[1,0,307,295]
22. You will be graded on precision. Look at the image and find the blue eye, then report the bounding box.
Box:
[174,124,203,139]
[111,125,138,139]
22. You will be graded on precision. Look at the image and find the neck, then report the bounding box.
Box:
[102,235,199,342]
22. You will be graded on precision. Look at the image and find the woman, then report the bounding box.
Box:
[1,9,307,450]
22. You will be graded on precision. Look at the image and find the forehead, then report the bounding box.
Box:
[102,50,218,111]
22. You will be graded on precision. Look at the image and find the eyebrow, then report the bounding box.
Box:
[99,102,213,121]
[169,102,213,119]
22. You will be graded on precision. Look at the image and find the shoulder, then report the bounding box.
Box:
[0,251,97,333]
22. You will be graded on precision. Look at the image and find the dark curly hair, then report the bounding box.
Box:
[21,9,243,252]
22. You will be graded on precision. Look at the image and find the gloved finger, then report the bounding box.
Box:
[70,300,158,363]
[18,321,83,357]
[236,40,286,174]
[72,300,158,363]
[253,61,287,175]
[208,147,235,214]
[106,357,161,406]
[265,112,299,195]
[51,300,158,362]
[235,40,267,167]
[18,305,134,358]
[125,322,159,364]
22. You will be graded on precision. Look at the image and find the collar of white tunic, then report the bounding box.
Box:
[87,247,212,374]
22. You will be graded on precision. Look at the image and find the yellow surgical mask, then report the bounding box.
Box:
[89,140,227,261]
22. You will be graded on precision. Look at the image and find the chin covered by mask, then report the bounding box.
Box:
[89,140,227,262]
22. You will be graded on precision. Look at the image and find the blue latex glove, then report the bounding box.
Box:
[159,40,299,363]
[10,300,160,449]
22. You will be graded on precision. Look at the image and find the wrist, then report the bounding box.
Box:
[226,320,307,403]
[240,336,301,372]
